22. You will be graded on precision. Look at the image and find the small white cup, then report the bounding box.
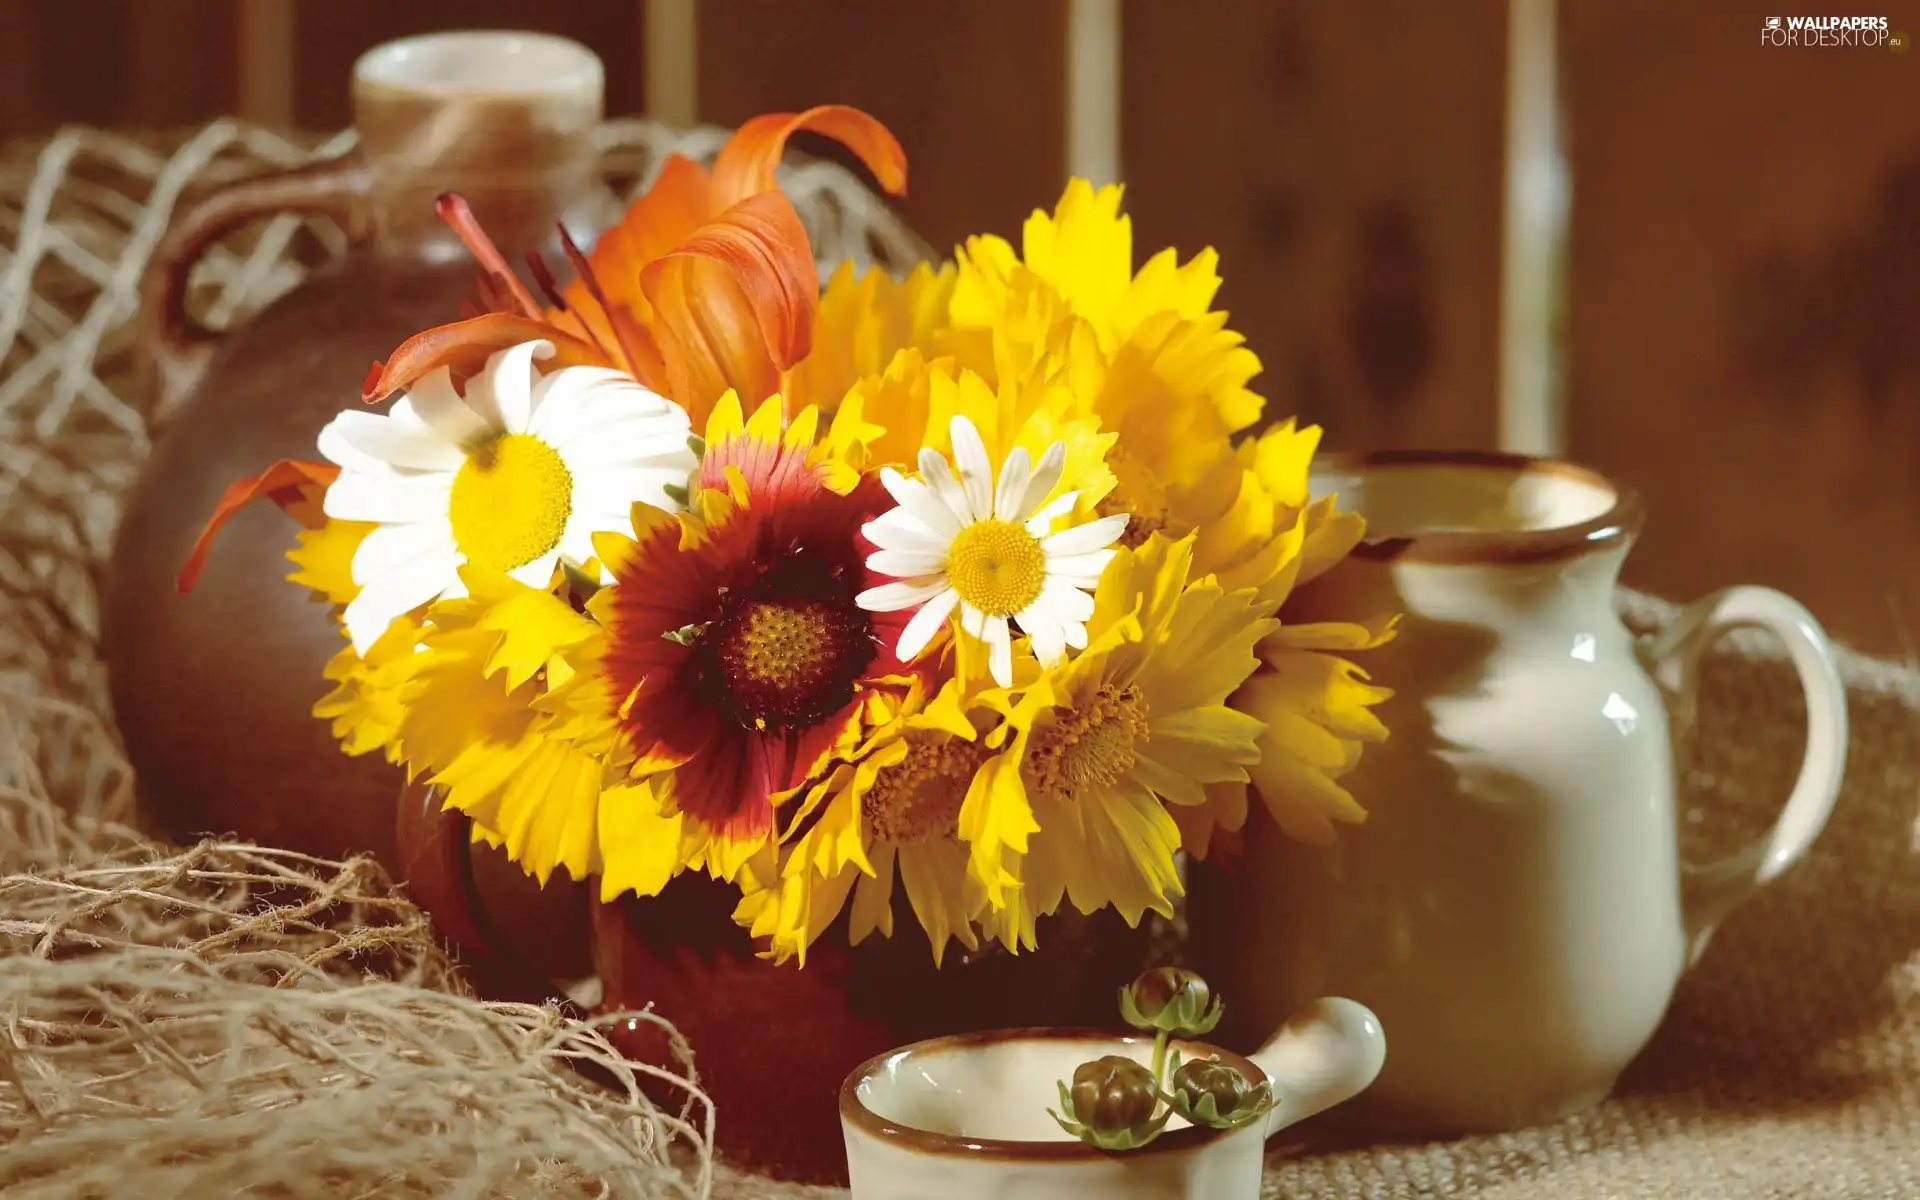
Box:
[839,997,1386,1199]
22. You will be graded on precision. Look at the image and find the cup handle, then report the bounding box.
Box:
[137,152,371,430]
[1249,997,1387,1139]
[1646,586,1849,967]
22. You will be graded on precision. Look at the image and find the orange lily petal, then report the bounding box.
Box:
[362,313,611,403]
[711,105,908,211]
[559,155,714,328]
[640,190,819,421]
[179,460,340,593]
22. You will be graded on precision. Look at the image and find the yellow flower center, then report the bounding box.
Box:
[1099,449,1176,549]
[862,732,991,846]
[735,601,837,688]
[448,433,572,572]
[946,519,1047,616]
[1024,683,1150,801]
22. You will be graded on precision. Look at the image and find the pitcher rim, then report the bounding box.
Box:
[839,1027,1260,1160]
[1314,449,1646,566]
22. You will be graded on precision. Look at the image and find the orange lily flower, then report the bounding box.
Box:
[362,104,908,425]
[180,106,908,595]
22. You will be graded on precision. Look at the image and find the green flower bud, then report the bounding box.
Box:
[1118,967,1224,1036]
[1072,1055,1157,1131]
[1050,1055,1172,1151]
[1167,1056,1275,1130]
[1173,1058,1246,1112]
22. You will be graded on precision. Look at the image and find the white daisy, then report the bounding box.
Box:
[856,414,1129,687]
[318,339,696,654]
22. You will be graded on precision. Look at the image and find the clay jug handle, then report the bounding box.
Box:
[1248,996,1387,1139]
[1647,586,1850,967]
[138,152,372,430]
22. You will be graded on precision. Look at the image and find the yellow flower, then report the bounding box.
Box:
[782,260,956,417]
[740,677,993,966]
[311,614,426,760]
[962,534,1274,949]
[947,178,1264,440]
[1171,521,1394,860]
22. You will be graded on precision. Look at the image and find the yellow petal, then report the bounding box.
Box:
[597,781,687,900]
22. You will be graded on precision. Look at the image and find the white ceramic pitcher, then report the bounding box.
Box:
[1190,451,1848,1133]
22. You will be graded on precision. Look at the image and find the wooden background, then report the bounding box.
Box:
[2,0,1917,660]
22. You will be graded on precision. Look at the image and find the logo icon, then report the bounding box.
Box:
[1766,16,1782,29]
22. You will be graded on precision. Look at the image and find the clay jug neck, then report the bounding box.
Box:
[352,31,606,257]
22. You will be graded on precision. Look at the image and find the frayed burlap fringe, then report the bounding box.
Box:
[3,124,1917,1198]
[0,119,931,1200]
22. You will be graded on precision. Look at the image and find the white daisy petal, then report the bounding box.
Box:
[858,578,949,612]
[327,409,466,472]
[992,446,1032,522]
[1047,548,1117,582]
[1062,619,1090,651]
[961,602,989,640]
[867,550,948,579]
[1043,513,1131,556]
[880,468,963,540]
[948,416,995,522]
[1024,490,1081,536]
[341,555,457,655]
[323,472,453,524]
[394,368,488,444]
[983,614,1014,687]
[1040,580,1098,623]
[1016,442,1067,521]
[862,509,948,553]
[350,520,455,586]
[488,340,555,433]
[316,419,391,476]
[917,448,975,526]
[1016,602,1068,666]
[894,587,960,662]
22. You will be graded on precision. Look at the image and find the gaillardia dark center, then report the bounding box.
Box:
[694,556,876,731]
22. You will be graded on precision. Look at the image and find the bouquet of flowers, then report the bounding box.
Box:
[182,106,1395,966]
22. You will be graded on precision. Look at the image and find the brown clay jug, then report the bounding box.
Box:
[397,786,1150,1186]
[103,31,611,986]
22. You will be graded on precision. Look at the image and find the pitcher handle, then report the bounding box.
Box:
[1648,586,1849,966]
[1249,997,1387,1138]
[138,152,371,430]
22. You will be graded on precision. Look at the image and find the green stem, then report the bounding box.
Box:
[1149,1029,1169,1089]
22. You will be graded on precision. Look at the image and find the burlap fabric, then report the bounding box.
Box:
[2,125,1915,1198]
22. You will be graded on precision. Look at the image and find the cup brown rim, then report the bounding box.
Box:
[1312,449,1646,566]
[838,1027,1264,1161]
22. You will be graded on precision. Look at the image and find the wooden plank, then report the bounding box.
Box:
[123,0,240,128]
[291,0,645,129]
[697,0,1068,256]
[643,0,697,126]
[1561,0,1920,657]
[23,0,133,131]
[238,0,298,127]
[1121,0,1508,448]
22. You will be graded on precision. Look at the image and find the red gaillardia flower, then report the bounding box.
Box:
[593,399,919,871]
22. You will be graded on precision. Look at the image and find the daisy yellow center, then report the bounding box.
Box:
[862,733,991,846]
[448,433,572,572]
[1024,684,1151,801]
[946,520,1047,616]
[704,596,873,730]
